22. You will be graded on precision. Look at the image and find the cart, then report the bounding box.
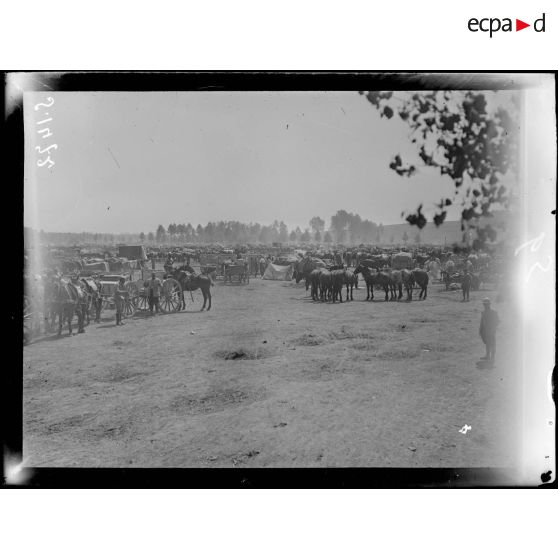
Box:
[199,254,234,280]
[223,261,249,284]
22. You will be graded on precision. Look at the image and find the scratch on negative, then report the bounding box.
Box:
[107,147,121,169]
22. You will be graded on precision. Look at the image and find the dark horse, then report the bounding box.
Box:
[294,256,326,290]
[343,270,358,301]
[47,277,85,335]
[389,269,414,301]
[172,266,213,311]
[353,265,391,301]
[411,269,429,300]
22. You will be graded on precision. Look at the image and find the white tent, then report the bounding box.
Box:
[262,263,293,281]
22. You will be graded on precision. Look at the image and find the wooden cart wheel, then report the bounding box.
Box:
[160,277,183,313]
[124,281,139,317]
[136,289,150,312]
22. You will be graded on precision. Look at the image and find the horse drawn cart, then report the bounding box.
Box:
[198,254,235,280]
[223,261,249,284]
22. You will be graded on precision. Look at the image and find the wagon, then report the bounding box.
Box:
[223,262,249,284]
[199,254,235,280]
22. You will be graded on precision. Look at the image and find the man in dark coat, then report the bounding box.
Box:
[479,298,499,364]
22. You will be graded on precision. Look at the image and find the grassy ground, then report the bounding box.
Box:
[22,275,520,468]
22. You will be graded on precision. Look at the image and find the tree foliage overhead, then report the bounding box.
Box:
[360,90,519,246]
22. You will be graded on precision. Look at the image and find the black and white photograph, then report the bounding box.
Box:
[9,72,555,486]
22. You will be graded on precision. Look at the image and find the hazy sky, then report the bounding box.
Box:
[25,90,466,233]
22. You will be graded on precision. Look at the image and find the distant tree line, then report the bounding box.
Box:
[31,210,395,246]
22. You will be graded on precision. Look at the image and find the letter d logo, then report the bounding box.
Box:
[534,13,546,32]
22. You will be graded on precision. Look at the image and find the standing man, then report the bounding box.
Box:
[114,277,129,326]
[461,269,472,302]
[148,272,163,315]
[479,297,499,364]
[70,275,87,334]
[93,276,103,323]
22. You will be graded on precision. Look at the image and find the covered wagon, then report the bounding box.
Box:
[117,245,148,261]
[391,252,414,270]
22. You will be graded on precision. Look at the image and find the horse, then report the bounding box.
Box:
[294,257,326,290]
[79,278,100,325]
[47,277,82,335]
[318,270,333,302]
[173,266,213,311]
[389,269,414,300]
[411,269,429,300]
[354,265,391,301]
[330,269,346,303]
[309,268,322,301]
[343,270,358,301]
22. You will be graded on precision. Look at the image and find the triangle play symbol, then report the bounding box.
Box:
[516,19,530,31]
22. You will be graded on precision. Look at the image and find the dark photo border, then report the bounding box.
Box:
[6,71,557,488]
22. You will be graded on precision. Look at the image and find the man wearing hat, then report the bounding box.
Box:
[114,277,129,326]
[147,272,163,315]
[479,297,499,364]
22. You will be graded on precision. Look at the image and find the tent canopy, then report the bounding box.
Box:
[262,263,293,281]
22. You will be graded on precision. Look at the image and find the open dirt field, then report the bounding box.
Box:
[23,275,521,468]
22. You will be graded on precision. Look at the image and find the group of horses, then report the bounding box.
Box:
[353,265,429,301]
[293,257,429,303]
[27,265,214,340]
[37,275,100,336]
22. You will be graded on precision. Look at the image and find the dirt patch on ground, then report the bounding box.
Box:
[375,346,421,359]
[47,413,96,434]
[214,348,271,360]
[112,340,133,347]
[87,421,131,440]
[99,365,146,383]
[295,333,327,346]
[171,388,262,415]
[351,340,378,351]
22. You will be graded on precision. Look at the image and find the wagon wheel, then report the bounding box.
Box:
[136,289,150,312]
[123,281,139,317]
[160,277,183,313]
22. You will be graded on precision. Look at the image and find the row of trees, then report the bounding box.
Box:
[144,221,331,245]
[30,210,424,247]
